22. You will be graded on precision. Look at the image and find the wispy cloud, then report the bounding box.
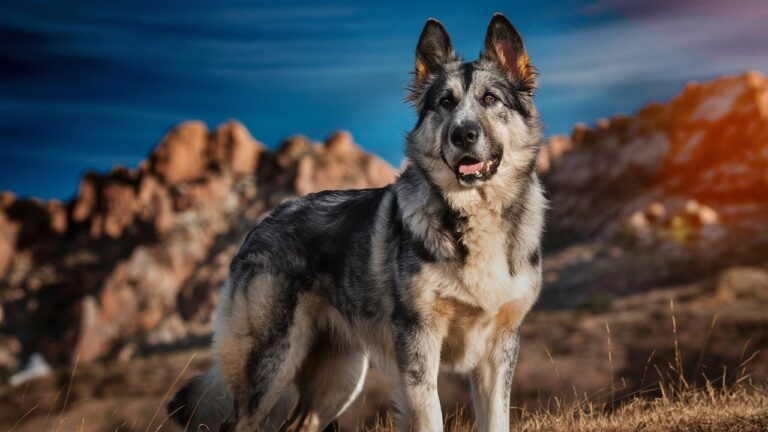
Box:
[538,0,768,89]
[520,0,768,132]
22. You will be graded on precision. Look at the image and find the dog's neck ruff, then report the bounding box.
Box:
[393,162,534,263]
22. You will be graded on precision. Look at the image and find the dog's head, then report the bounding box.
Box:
[405,14,541,203]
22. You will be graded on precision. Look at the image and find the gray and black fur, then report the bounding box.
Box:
[168,13,545,432]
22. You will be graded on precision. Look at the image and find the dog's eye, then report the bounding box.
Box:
[439,96,455,110]
[483,93,496,105]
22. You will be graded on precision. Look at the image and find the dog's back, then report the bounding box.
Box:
[230,187,391,314]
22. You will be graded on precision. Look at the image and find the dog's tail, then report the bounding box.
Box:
[167,366,233,430]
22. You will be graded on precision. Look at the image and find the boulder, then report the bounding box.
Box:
[208,120,264,175]
[71,173,98,223]
[715,267,768,302]
[294,131,397,195]
[147,121,209,184]
[0,208,17,277]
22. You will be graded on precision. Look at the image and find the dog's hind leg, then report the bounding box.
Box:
[286,339,369,432]
[216,274,318,432]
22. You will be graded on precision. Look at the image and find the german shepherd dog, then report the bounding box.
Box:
[169,13,544,432]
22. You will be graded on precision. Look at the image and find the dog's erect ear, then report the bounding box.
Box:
[415,19,453,81]
[482,13,536,89]
[409,19,453,101]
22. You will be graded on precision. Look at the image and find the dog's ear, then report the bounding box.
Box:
[482,13,536,90]
[408,19,454,102]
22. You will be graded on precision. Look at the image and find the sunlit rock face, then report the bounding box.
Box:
[540,72,768,304]
[543,72,768,242]
[0,123,396,367]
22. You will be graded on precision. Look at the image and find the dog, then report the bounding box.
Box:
[168,13,544,432]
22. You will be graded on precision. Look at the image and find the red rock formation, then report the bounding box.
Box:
[295,131,397,195]
[0,122,396,367]
[147,121,210,184]
[539,72,768,306]
[0,198,15,278]
[543,72,768,246]
[208,120,263,175]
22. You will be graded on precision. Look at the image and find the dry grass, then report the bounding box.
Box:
[511,384,768,432]
[351,384,768,432]
[5,360,768,432]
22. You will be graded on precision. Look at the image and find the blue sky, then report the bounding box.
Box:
[2,0,767,199]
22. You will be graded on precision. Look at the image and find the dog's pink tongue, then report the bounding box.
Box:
[458,161,484,175]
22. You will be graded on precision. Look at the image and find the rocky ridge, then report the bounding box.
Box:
[0,122,395,372]
[539,71,768,306]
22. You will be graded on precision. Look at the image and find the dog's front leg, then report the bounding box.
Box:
[392,324,443,432]
[470,329,520,432]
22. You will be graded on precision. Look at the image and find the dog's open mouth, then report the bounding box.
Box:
[455,156,499,183]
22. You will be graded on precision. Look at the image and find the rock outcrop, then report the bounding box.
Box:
[543,71,768,243]
[540,72,768,305]
[0,121,396,371]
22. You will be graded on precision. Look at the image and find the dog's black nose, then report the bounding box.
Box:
[450,122,481,148]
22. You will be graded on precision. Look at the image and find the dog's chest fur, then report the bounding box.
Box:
[454,207,528,306]
[411,206,537,373]
[433,296,523,373]
[429,203,537,311]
